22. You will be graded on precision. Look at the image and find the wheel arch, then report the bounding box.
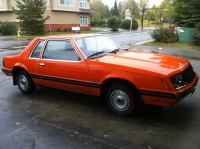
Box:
[12,65,28,85]
[100,74,141,103]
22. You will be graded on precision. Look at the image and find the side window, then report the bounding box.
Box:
[30,40,45,58]
[42,40,80,61]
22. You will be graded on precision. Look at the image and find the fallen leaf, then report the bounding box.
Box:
[16,122,21,125]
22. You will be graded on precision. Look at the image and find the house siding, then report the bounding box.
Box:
[44,10,90,31]
[0,0,91,31]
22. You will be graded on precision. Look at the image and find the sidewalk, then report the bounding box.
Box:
[92,26,155,35]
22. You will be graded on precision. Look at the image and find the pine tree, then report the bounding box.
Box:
[173,0,200,27]
[12,0,47,35]
[112,0,119,16]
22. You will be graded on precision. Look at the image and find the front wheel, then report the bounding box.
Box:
[16,71,36,94]
[106,84,139,116]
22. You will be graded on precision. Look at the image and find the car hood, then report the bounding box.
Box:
[91,50,189,76]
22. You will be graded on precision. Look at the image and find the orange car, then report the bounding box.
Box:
[1,34,198,116]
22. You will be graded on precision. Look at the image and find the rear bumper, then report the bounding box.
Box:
[1,68,13,76]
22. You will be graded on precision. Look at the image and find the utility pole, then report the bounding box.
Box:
[47,14,51,35]
[140,0,149,30]
[160,8,162,24]
[141,8,144,30]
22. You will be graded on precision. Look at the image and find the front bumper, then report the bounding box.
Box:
[175,78,198,99]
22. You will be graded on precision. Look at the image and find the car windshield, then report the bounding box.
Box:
[75,35,121,59]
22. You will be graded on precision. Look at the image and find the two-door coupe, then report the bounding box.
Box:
[1,34,198,116]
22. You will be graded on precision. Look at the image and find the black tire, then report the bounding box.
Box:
[16,71,36,94]
[106,84,139,116]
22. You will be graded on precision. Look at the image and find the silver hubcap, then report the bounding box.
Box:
[18,75,28,90]
[110,90,130,111]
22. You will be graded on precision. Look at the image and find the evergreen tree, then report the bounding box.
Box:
[173,0,200,27]
[12,0,47,35]
[112,0,119,16]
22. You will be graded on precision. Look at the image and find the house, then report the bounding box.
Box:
[0,0,93,31]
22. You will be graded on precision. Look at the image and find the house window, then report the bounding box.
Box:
[60,0,74,6]
[22,0,49,5]
[0,0,2,6]
[80,16,88,26]
[80,0,87,8]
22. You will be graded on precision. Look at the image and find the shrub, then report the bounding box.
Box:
[56,28,61,32]
[64,28,68,32]
[120,19,138,30]
[150,26,178,43]
[107,16,121,31]
[90,20,106,27]
[101,24,108,27]
[68,28,72,31]
[192,23,200,45]
[1,23,15,35]
[100,20,106,25]
[90,20,95,26]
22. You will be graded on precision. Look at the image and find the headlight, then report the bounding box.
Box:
[170,73,189,89]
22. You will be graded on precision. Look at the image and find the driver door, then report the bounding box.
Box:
[36,40,90,94]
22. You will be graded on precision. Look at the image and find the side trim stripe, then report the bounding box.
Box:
[30,74,101,88]
[139,90,178,99]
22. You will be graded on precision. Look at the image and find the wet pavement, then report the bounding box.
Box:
[0,32,200,149]
[0,36,33,51]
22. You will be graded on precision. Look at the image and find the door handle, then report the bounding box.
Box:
[39,63,45,66]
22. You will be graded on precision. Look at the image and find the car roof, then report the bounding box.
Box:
[39,34,102,40]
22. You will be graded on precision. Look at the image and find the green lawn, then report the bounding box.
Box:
[136,19,172,28]
[143,41,200,49]
[15,30,104,38]
[44,30,104,35]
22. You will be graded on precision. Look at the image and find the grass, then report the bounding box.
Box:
[14,30,104,38]
[45,30,104,35]
[136,19,171,28]
[143,41,200,49]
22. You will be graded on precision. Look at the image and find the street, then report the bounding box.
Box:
[0,31,200,149]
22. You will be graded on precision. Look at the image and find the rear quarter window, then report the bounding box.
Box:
[30,40,45,58]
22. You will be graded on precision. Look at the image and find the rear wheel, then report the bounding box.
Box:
[106,84,139,116]
[16,71,36,94]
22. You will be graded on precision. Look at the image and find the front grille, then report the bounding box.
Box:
[182,65,196,84]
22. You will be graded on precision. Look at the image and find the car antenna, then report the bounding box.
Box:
[94,21,99,61]
[129,18,133,50]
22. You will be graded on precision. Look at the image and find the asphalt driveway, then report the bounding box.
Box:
[0,34,200,149]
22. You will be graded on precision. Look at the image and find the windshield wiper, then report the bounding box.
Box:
[87,51,106,59]
[109,48,121,53]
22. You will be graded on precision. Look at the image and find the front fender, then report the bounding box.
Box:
[100,72,138,86]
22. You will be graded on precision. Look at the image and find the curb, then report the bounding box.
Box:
[99,29,153,35]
